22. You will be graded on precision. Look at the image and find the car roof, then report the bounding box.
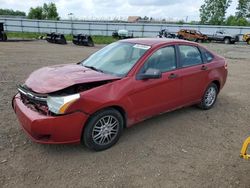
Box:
[120,38,197,47]
[180,29,196,31]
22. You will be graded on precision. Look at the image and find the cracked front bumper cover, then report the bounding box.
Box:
[12,94,89,144]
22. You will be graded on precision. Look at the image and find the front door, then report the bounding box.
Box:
[128,45,182,121]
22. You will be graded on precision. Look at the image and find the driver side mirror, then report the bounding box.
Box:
[137,68,162,80]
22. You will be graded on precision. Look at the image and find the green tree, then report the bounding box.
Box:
[28,3,59,20]
[225,15,249,25]
[0,9,26,16]
[236,0,250,18]
[42,3,59,20]
[200,0,232,25]
[28,7,44,20]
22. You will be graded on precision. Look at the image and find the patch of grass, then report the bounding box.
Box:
[92,35,117,44]
[6,32,42,39]
[6,32,117,44]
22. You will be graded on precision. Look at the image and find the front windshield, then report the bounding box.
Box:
[81,42,151,77]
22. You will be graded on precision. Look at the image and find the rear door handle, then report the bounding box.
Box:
[168,73,178,79]
[201,65,208,70]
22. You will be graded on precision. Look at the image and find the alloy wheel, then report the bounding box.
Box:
[92,115,119,145]
[204,87,217,107]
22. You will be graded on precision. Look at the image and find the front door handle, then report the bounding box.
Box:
[201,65,208,70]
[168,73,178,79]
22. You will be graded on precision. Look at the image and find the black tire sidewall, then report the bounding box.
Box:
[200,83,218,110]
[224,38,230,44]
[83,108,124,151]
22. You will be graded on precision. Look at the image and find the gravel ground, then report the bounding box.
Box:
[0,41,250,188]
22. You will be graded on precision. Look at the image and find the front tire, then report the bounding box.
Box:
[199,83,218,110]
[83,108,124,151]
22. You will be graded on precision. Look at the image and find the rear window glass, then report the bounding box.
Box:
[200,48,214,63]
[179,45,203,67]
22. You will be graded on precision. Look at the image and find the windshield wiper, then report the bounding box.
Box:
[84,65,103,73]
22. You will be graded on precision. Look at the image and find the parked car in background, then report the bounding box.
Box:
[112,29,134,39]
[243,33,250,45]
[207,30,239,44]
[157,29,177,38]
[12,38,228,151]
[177,29,208,43]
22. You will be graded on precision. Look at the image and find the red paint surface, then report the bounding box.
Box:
[13,94,88,144]
[13,39,228,144]
[25,64,120,94]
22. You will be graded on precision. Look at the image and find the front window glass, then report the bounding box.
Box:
[141,46,177,73]
[81,42,150,77]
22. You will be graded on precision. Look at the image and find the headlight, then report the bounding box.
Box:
[47,94,80,114]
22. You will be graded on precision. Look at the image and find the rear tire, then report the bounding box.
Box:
[198,83,218,110]
[224,38,231,44]
[82,108,124,151]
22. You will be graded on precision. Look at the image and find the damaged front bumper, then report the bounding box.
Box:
[12,94,89,144]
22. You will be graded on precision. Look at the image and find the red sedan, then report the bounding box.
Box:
[12,38,228,151]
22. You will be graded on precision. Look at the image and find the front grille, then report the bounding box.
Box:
[17,85,50,115]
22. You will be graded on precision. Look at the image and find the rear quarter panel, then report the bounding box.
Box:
[204,57,227,92]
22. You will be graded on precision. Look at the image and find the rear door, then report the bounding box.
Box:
[177,45,207,104]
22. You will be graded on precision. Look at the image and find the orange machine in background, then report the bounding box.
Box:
[241,137,250,160]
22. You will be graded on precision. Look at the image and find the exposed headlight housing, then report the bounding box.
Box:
[47,94,80,114]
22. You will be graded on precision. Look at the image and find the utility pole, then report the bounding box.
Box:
[68,13,74,35]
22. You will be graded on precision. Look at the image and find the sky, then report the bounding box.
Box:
[0,0,238,21]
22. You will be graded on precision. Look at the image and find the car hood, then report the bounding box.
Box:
[25,64,120,94]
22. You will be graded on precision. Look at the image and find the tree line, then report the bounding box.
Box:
[0,3,59,20]
[27,3,59,20]
[0,9,26,17]
[200,0,250,26]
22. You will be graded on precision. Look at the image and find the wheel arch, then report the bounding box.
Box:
[223,36,231,41]
[246,38,250,44]
[212,80,221,91]
[85,105,128,129]
[109,105,127,128]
